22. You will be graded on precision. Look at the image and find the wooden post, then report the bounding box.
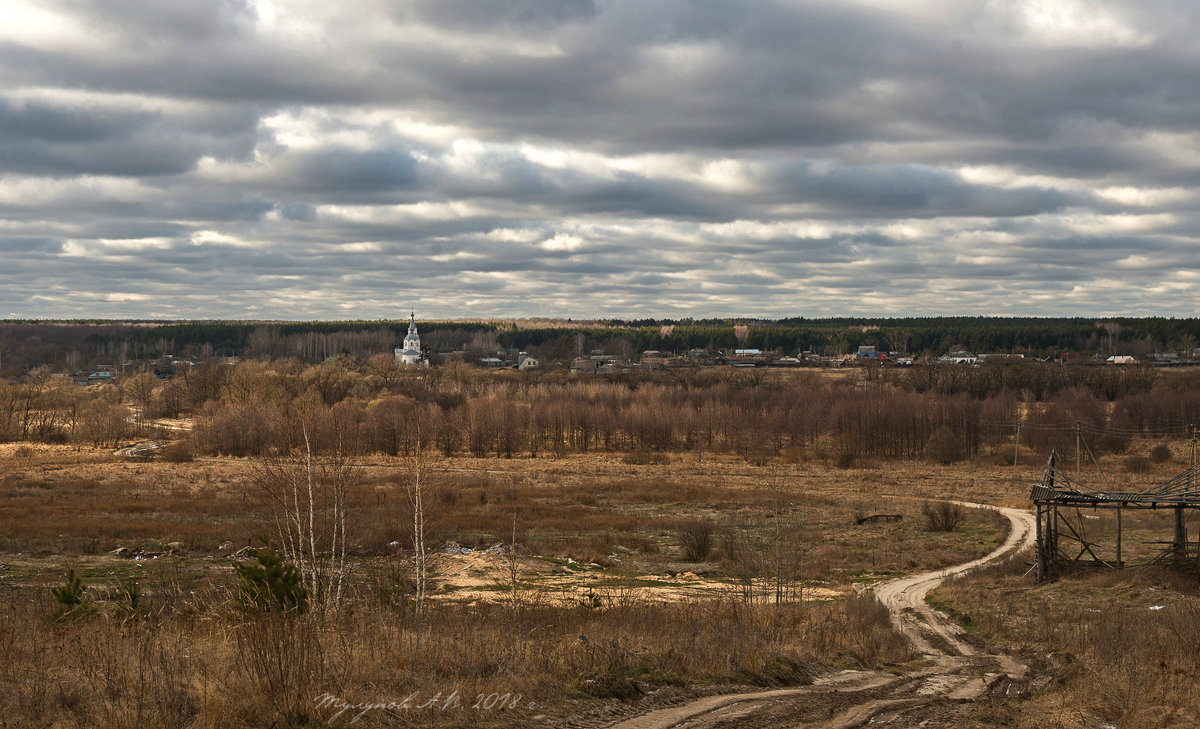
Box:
[1051,505,1059,562]
[1192,425,1197,493]
[1013,419,1021,472]
[1116,504,1122,568]
[1036,503,1045,580]
[1174,507,1186,564]
[1037,453,1057,580]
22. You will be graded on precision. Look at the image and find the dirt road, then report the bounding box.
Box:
[113,440,166,458]
[596,501,1037,729]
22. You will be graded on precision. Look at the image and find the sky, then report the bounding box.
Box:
[2,0,1199,320]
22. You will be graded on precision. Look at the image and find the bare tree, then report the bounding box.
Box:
[734,324,749,348]
[253,400,356,617]
[766,466,802,605]
[122,371,157,431]
[507,513,520,611]
[885,328,910,355]
[409,415,428,621]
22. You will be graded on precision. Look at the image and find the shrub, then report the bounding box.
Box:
[623,450,670,465]
[921,501,966,532]
[235,611,324,723]
[1150,443,1172,464]
[233,542,309,614]
[677,520,714,561]
[51,568,89,621]
[158,440,194,462]
[121,578,141,612]
[924,426,964,465]
[1124,454,1152,473]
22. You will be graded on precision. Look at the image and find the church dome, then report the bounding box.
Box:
[395,312,424,366]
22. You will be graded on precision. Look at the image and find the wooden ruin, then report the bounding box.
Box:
[1031,452,1200,580]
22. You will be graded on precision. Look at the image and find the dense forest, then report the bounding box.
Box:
[2,317,1199,375]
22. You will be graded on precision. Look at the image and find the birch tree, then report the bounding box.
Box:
[409,411,428,621]
[253,397,356,617]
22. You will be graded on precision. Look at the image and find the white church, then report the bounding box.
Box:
[394,312,427,366]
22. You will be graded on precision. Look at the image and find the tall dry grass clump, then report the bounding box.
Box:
[676,520,715,561]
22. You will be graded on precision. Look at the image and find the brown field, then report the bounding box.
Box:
[1,441,1196,728]
[3,359,1200,728]
[0,444,1019,729]
[931,559,1200,728]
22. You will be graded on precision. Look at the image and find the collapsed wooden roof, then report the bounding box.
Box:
[1030,452,1200,508]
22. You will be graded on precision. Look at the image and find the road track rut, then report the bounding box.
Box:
[595,501,1037,729]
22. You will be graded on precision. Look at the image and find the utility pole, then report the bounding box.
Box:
[1080,422,1089,479]
[1013,418,1021,472]
[1191,424,1197,493]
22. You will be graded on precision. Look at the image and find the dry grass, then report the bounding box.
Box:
[18,442,1197,728]
[932,561,1200,729]
[0,575,909,728]
[0,447,1011,584]
[0,445,1025,728]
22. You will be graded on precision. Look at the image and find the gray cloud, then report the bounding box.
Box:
[407,0,597,30]
[1,0,1199,319]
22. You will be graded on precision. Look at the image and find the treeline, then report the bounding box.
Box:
[128,363,1200,462]
[4,317,1200,375]
[891,360,1160,400]
[6,359,1200,465]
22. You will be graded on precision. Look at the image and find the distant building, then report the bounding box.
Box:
[570,357,597,373]
[938,352,978,365]
[1107,355,1137,365]
[87,370,116,385]
[518,356,540,371]
[393,312,426,366]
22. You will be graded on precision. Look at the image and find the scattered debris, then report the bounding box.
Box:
[112,441,166,459]
[110,542,184,559]
[856,514,904,525]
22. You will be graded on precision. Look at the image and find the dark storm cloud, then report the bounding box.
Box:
[0,98,151,143]
[276,202,317,222]
[60,0,257,41]
[1,0,1200,318]
[0,95,259,177]
[274,146,421,193]
[0,236,62,254]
